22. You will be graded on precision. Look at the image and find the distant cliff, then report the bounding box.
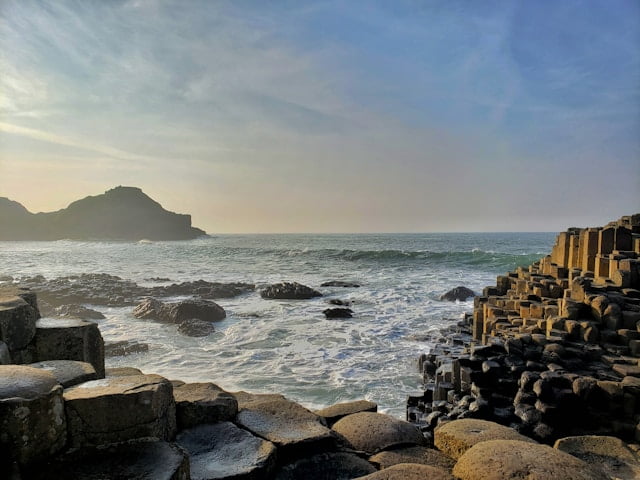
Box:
[0,187,206,240]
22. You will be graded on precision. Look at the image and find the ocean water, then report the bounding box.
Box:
[0,232,555,417]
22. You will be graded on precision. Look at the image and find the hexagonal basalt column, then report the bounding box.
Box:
[34,318,105,377]
[0,365,66,466]
[63,374,176,448]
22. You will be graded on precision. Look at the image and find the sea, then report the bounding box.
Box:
[0,232,555,418]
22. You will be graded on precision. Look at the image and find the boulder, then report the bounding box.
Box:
[63,374,176,447]
[434,419,536,460]
[34,318,105,377]
[177,318,215,337]
[323,308,354,318]
[354,463,455,480]
[29,360,97,388]
[0,365,67,465]
[439,286,475,302]
[52,304,105,320]
[275,452,376,480]
[24,440,190,480]
[314,399,377,426]
[104,340,149,357]
[321,281,361,288]
[260,282,322,300]
[133,297,226,323]
[369,445,455,471]
[236,396,335,459]
[453,439,608,480]
[554,435,640,480]
[173,382,238,429]
[176,422,276,480]
[331,412,425,455]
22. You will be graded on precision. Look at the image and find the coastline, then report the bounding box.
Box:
[1,216,639,478]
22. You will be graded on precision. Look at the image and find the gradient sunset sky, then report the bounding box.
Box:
[1,0,639,233]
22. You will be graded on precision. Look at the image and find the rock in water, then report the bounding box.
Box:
[439,286,475,301]
[177,319,215,337]
[323,308,354,318]
[260,282,322,300]
[133,298,226,323]
[320,281,361,288]
[53,304,105,320]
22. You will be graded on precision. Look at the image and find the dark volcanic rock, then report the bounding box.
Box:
[440,286,476,302]
[260,282,322,300]
[323,308,354,318]
[53,304,105,320]
[329,299,352,306]
[148,279,254,299]
[177,319,215,337]
[0,186,206,240]
[321,280,361,288]
[133,298,226,323]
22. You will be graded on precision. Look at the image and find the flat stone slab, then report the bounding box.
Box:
[369,445,455,471]
[173,382,238,429]
[236,396,335,458]
[314,399,377,426]
[176,422,276,480]
[453,439,608,480]
[274,452,376,480]
[331,412,425,455]
[434,419,536,460]
[354,463,455,480]
[64,374,176,447]
[34,317,105,377]
[554,435,640,480]
[24,440,190,480]
[29,360,97,388]
[0,365,66,465]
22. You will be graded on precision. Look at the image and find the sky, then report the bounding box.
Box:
[0,0,639,233]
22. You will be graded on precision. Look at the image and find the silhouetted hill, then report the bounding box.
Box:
[0,187,206,240]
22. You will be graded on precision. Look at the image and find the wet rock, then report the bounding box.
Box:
[24,440,190,480]
[177,318,215,337]
[148,279,255,299]
[275,452,376,480]
[173,382,238,430]
[104,340,149,357]
[453,439,608,480]
[34,318,105,378]
[355,463,455,480]
[554,435,640,480]
[434,419,536,460]
[64,374,176,447]
[323,308,354,318]
[439,286,475,302]
[52,304,105,320]
[260,282,322,300]
[314,399,378,426]
[236,396,335,459]
[0,365,67,466]
[176,422,276,480]
[369,445,455,471]
[329,299,352,306]
[321,281,361,288]
[133,297,226,323]
[331,412,425,455]
[29,360,97,388]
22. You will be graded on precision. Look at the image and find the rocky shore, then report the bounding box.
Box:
[2,215,640,479]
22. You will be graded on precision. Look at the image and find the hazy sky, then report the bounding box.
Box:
[1,0,639,233]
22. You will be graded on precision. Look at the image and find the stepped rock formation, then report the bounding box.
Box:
[0,186,206,240]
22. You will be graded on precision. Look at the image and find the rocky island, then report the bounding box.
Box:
[2,215,640,479]
[0,186,206,241]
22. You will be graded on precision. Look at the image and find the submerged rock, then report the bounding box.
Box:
[53,304,105,320]
[104,340,149,357]
[439,286,475,302]
[323,308,354,318]
[321,280,361,288]
[177,319,215,337]
[260,282,322,300]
